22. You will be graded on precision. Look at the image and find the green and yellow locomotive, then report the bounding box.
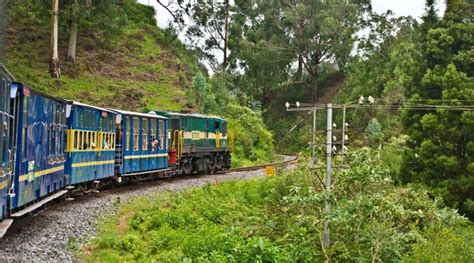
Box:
[152,111,231,175]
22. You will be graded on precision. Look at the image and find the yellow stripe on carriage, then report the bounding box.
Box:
[124,153,168,160]
[0,180,8,190]
[19,166,64,182]
[71,159,115,168]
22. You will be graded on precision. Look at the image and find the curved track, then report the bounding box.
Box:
[0,155,298,262]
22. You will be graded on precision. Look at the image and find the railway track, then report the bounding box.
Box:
[0,154,299,262]
[227,155,299,173]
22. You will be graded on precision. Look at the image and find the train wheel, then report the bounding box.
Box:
[184,158,193,175]
[205,157,212,174]
[217,155,223,170]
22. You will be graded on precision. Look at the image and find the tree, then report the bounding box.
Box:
[401,0,474,219]
[281,0,370,103]
[64,0,80,63]
[231,0,293,114]
[157,0,232,71]
[49,0,60,78]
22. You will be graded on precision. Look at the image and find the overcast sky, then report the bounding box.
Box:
[138,0,446,28]
[137,0,446,72]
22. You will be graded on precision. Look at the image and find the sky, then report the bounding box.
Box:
[136,0,446,72]
[138,0,446,28]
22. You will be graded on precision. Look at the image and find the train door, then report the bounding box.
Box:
[214,120,221,148]
[0,74,14,222]
[170,118,180,148]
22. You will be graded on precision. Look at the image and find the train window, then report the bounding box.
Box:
[0,79,4,112]
[80,111,85,129]
[81,131,86,150]
[91,132,96,150]
[74,110,78,128]
[55,103,60,124]
[111,133,116,149]
[142,119,148,151]
[150,120,156,151]
[49,124,54,157]
[109,117,113,131]
[133,117,139,151]
[55,126,60,157]
[182,118,187,128]
[107,133,111,149]
[59,127,64,155]
[84,110,88,128]
[159,120,164,150]
[125,117,130,151]
[214,121,220,131]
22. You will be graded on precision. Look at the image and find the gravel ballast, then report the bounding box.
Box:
[0,159,296,262]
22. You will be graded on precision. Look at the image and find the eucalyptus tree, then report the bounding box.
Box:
[157,0,232,71]
[50,0,60,78]
[230,0,293,112]
[280,0,370,103]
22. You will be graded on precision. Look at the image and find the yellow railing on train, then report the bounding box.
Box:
[172,130,184,159]
[216,131,220,148]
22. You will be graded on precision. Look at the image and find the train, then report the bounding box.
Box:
[0,63,231,238]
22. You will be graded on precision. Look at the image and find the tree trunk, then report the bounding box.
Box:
[49,0,60,78]
[311,68,318,103]
[262,82,271,113]
[66,20,77,63]
[222,1,229,69]
[296,53,303,80]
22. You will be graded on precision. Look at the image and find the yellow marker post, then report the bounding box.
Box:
[265,166,276,176]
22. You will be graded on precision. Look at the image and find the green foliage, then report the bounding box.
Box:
[402,225,474,262]
[225,104,275,167]
[401,4,474,219]
[365,118,384,147]
[193,72,217,114]
[87,148,472,262]
[4,0,202,111]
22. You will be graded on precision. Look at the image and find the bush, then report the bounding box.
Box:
[225,104,275,167]
[87,148,472,262]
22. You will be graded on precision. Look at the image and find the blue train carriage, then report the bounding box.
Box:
[153,111,231,175]
[9,83,68,219]
[64,101,118,189]
[112,110,169,181]
[0,64,15,236]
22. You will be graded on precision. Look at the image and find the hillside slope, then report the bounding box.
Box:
[4,0,200,111]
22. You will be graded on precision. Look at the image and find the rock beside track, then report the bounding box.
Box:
[0,157,296,263]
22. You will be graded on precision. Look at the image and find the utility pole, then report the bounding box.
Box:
[311,108,316,169]
[323,103,332,248]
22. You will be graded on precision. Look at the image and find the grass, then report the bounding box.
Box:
[82,148,474,262]
[4,3,197,112]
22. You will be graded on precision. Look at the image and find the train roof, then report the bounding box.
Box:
[154,111,225,121]
[66,101,116,114]
[110,109,168,120]
[11,82,67,103]
[0,63,15,80]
